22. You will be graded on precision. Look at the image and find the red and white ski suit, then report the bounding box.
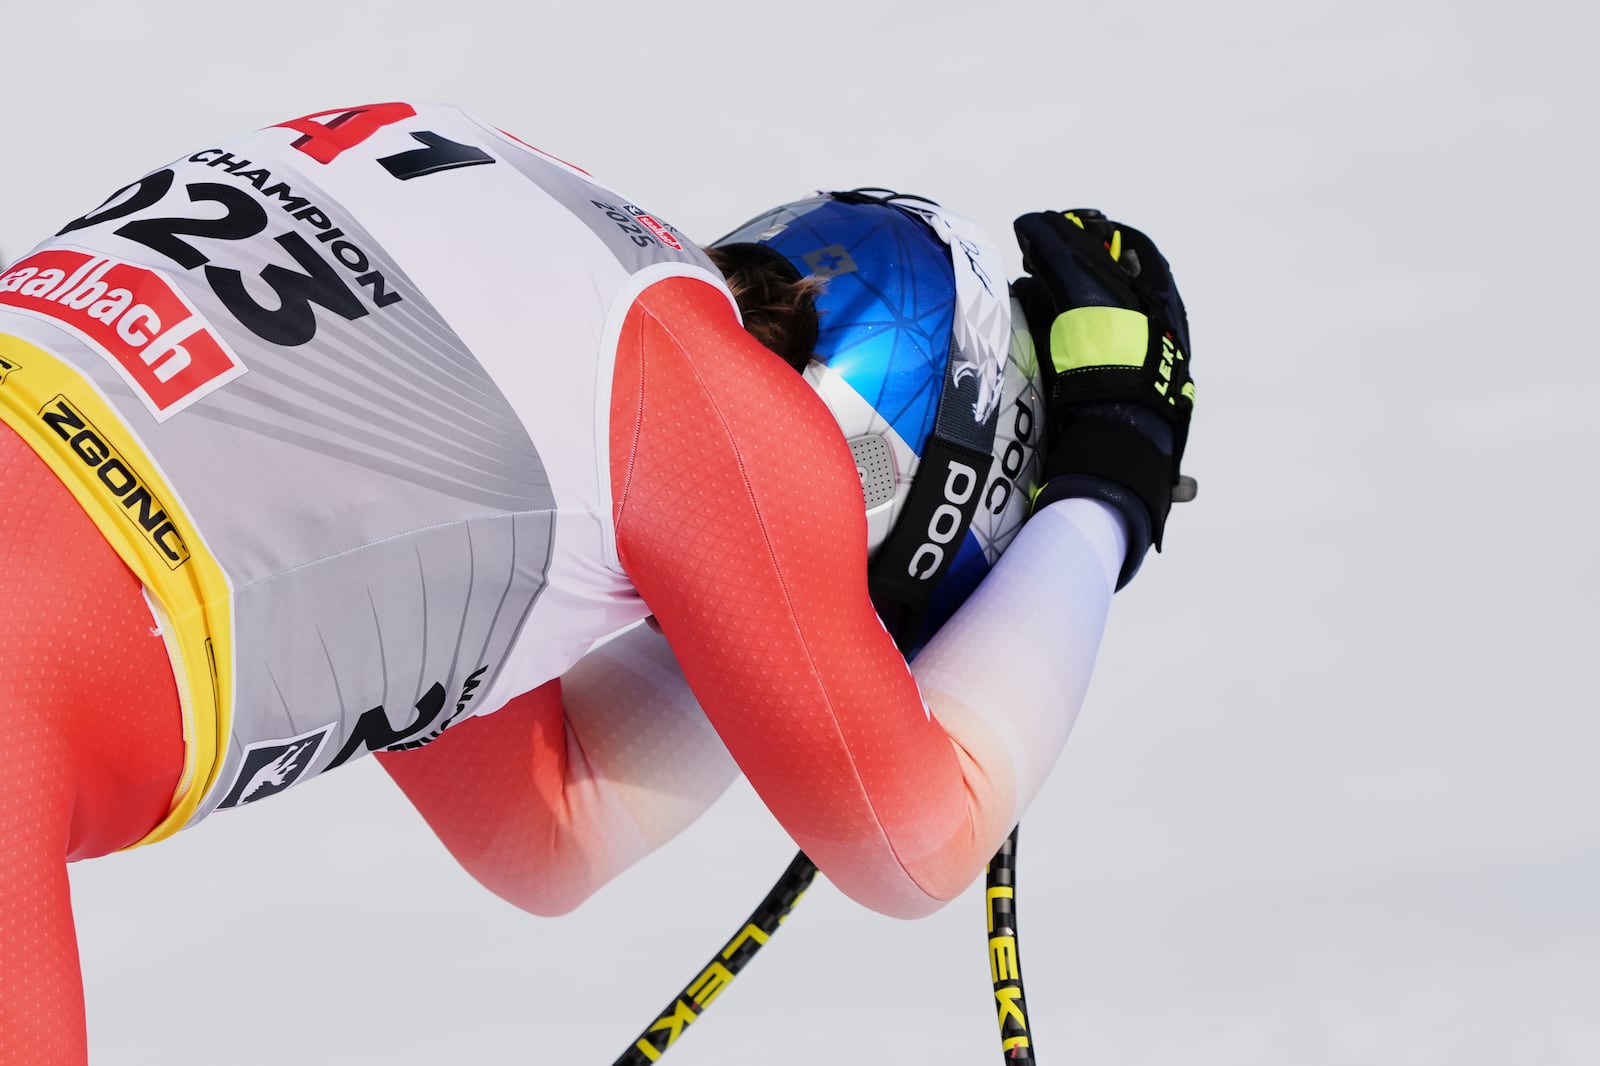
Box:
[0,102,1125,1064]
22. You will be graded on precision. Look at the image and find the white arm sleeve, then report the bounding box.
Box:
[911,497,1127,817]
[559,622,740,850]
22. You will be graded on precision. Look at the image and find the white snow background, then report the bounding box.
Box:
[3,0,1596,1063]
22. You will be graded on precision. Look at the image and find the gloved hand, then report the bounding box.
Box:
[1011,209,1195,588]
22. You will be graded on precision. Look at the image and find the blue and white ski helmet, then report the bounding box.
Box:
[711,190,1047,643]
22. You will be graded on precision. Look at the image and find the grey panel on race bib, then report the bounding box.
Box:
[200,509,554,820]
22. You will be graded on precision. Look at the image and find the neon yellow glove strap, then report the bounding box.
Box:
[1048,306,1149,374]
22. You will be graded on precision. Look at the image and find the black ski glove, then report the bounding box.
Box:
[1011,209,1195,588]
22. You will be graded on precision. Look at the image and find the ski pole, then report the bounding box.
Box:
[611,830,1040,1064]
[612,851,818,1064]
[986,826,1036,1063]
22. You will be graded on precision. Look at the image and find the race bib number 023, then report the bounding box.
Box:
[50,104,496,350]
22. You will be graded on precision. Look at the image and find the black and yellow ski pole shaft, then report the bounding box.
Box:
[986,826,1036,1063]
[612,831,1039,1063]
[612,851,818,1065]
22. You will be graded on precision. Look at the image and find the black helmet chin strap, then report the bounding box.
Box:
[867,343,999,651]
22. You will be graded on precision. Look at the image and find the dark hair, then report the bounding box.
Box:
[704,242,825,371]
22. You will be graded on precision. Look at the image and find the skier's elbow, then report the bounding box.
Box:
[811,845,969,920]
[468,858,613,918]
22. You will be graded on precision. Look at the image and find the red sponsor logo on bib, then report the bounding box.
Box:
[626,207,683,251]
[0,248,245,420]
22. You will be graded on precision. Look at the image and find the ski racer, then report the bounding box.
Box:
[0,101,1195,1064]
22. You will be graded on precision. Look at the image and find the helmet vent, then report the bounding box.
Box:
[848,434,896,510]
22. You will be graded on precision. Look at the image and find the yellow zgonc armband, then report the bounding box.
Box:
[0,333,232,847]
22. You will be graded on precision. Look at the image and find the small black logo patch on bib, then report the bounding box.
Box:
[217,727,332,809]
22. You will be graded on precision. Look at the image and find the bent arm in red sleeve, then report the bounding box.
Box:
[610,275,1123,918]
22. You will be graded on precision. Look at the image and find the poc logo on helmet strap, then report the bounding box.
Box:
[907,460,978,580]
[870,437,994,608]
